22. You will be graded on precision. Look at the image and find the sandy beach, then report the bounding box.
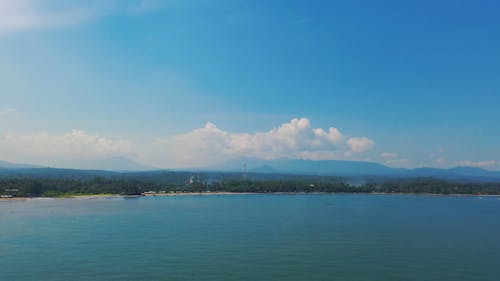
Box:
[2,191,500,201]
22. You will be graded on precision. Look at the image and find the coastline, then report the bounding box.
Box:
[2,191,500,201]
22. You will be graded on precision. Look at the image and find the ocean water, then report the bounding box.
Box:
[1,194,499,281]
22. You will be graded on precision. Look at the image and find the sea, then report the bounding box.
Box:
[1,194,499,281]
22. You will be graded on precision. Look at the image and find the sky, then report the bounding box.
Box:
[1,0,500,170]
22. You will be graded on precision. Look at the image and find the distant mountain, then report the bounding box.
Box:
[250,165,279,173]
[0,157,157,172]
[56,157,158,171]
[0,160,43,169]
[0,167,119,179]
[2,157,500,182]
[403,166,500,182]
[207,157,500,182]
[208,157,396,175]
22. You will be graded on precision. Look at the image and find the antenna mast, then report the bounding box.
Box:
[243,162,247,181]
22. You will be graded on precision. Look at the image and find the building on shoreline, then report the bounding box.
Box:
[1,189,19,198]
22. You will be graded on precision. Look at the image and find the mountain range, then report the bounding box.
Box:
[1,157,500,182]
[0,157,155,172]
[0,160,43,169]
[206,158,500,182]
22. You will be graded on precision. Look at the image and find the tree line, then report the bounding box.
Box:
[1,176,499,197]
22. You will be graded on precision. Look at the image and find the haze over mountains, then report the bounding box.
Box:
[0,158,154,172]
[56,157,157,172]
[208,158,500,182]
[0,160,42,169]
[1,157,500,182]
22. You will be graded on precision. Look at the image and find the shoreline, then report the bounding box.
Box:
[2,191,500,201]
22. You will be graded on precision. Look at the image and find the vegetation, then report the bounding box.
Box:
[1,173,500,197]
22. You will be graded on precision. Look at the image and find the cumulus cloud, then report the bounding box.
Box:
[0,0,160,36]
[380,152,409,167]
[0,118,375,168]
[1,129,132,160]
[149,118,375,167]
[458,160,497,168]
[346,137,374,153]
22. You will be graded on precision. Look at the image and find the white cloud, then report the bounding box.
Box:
[458,160,497,168]
[149,118,375,167]
[1,129,132,161]
[436,157,447,165]
[0,0,160,36]
[384,158,409,165]
[0,118,375,168]
[347,137,374,153]
[381,152,399,158]
[381,152,409,168]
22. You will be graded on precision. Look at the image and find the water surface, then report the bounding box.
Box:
[1,194,499,280]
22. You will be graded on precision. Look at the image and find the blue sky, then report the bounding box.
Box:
[1,0,499,169]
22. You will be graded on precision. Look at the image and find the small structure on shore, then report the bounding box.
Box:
[1,189,19,198]
[141,191,157,196]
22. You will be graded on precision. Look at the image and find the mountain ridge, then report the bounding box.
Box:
[206,157,500,181]
[0,160,44,169]
[0,157,157,172]
[2,158,500,182]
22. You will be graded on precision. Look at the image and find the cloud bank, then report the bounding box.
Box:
[149,118,375,167]
[1,118,375,168]
[0,0,160,36]
[2,117,499,170]
[1,130,132,165]
[458,160,497,168]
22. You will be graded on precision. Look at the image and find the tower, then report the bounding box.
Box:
[243,162,247,181]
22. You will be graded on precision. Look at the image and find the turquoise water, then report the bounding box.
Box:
[1,194,499,281]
